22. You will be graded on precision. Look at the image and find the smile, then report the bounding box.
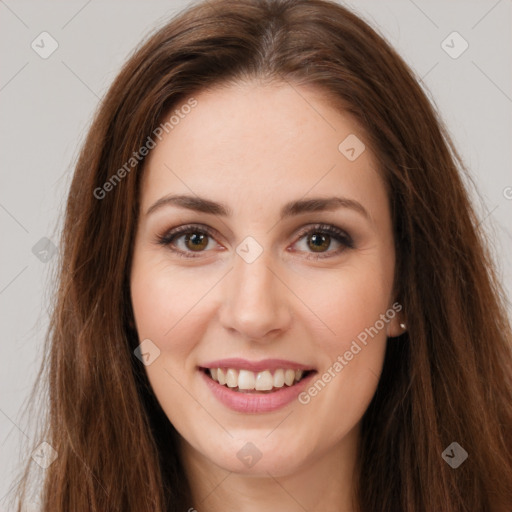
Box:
[198,359,317,413]
[203,367,313,393]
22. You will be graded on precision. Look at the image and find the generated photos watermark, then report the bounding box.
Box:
[93,97,198,200]
[298,302,403,405]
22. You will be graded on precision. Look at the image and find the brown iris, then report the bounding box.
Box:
[308,232,331,252]
[185,232,208,251]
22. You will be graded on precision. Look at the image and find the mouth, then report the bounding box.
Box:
[200,367,317,394]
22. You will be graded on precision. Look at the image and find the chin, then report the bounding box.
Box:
[197,435,310,477]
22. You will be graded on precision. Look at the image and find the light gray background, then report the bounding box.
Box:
[1,0,511,508]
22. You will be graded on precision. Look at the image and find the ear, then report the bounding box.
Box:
[385,300,407,338]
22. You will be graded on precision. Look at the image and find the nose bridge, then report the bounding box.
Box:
[233,248,275,303]
[219,243,291,340]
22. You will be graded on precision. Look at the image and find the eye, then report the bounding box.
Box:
[291,223,354,260]
[155,224,219,258]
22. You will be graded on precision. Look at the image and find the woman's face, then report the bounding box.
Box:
[130,81,403,477]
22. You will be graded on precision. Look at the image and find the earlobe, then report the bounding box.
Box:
[387,316,407,338]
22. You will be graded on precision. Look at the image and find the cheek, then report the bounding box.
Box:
[130,260,214,351]
[296,257,393,354]
[130,260,210,423]
[292,258,392,425]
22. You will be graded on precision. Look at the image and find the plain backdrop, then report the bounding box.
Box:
[1,0,511,508]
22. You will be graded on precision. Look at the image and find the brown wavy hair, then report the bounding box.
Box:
[13,0,512,510]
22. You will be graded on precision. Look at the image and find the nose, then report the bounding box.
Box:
[218,247,292,342]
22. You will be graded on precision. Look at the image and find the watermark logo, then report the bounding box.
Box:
[442,442,468,468]
[32,237,57,263]
[134,338,161,366]
[338,134,366,162]
[31,441,58,469]
[441,31,469,60]
[31,31,59,59]
[236,236,264,264]
[237,441,262,468]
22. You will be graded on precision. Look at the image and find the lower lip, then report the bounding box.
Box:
[200,369,316,413]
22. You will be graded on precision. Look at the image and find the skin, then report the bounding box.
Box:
[130,80,405,512]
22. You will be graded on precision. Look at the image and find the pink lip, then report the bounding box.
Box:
[199,368,317,413]
[200,358,315,372]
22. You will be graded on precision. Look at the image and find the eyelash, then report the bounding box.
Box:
[155,223,354,260]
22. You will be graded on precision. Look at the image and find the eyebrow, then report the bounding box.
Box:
[145,194,371,222]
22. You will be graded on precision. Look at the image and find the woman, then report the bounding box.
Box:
[15,0,512,510]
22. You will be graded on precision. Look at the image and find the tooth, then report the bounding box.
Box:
[273,369,285,388]
[238,370,256,390]
[212,367,306,390]
[255,370,273,391]
[284,369,295,386]
[226,368,238,388]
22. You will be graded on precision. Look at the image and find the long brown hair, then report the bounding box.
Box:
[14,0,512,510]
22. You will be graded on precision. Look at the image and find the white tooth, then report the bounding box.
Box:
[284,369,295,386]
[226,368,238,388]
[255,370,273,391]
[238,370,256,390]
[216,367,302,390]
[273,369,285,388]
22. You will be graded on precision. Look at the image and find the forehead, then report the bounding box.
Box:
[140,82,387,220]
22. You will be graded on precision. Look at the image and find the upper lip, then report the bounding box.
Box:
[200,358,316,373]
